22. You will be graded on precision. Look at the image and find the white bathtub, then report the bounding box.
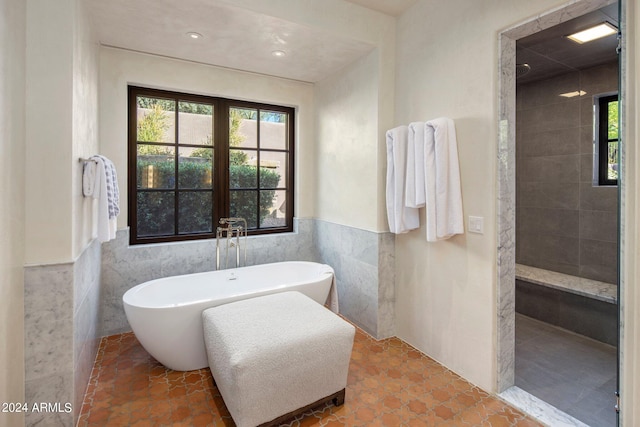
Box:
[123,261,334,371]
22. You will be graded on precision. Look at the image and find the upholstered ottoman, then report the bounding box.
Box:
[202,291,355,427]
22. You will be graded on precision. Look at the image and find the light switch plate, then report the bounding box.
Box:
[468,216,484,234]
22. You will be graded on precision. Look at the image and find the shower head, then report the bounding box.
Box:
[516,63,531,78]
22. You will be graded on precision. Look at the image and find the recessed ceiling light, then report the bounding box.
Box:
[271,50,287,58]
[567,22,617,44]
[186,32,203,40]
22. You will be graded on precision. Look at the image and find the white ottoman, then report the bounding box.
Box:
[202,291,355,427]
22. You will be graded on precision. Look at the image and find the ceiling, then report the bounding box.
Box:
[516,3,619,84]
[343,0,418,17]
[86,0,417,83]
[88,0,616,85]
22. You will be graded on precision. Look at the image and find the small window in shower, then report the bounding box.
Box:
[595,93,619,186]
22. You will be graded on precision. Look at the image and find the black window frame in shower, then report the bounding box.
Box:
[127,86,295,245]
[597,94,619,186]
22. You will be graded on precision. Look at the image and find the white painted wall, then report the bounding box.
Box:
[25,0,74,264]
[24,0,98,265]
[0,0,25,424]
[72,0,99,259]
[393,0,577,392]
[222,0,396,231]
[315,51,379,231]
[99,47,315,228]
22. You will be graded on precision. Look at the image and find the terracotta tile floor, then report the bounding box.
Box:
[78,329,543,427]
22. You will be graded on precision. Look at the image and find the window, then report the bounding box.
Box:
[597,94,619,186]
[128,86,294,245]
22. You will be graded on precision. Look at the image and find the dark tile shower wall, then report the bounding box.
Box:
[516,62,619,285]
[516,279,617,345]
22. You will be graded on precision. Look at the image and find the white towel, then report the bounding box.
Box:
[83,155,120,242]
[82,160,97,198]
[424,118,464,241]
[386,126,419,234]
[325,273,339,314]
[405,122,426,208]
[96,155,120,220]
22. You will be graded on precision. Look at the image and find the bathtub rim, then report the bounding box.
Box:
[123,260,335,309]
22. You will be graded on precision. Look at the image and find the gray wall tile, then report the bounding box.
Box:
[517,182,580,210]
[580,239,618,284]
[518,155,580,183]
[580,183,618,212]
[516,280,617,345]
[580,210,618,243]
[517,207,579,238]
[518,100,581,133]
[516,62,619,285]
[518,127,580,158]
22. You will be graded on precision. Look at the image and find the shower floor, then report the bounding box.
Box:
[515,314,617,427]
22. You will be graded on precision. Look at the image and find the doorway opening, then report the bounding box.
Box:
[497,1,622,426]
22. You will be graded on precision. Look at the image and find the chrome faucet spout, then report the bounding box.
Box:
[215,217,247,270]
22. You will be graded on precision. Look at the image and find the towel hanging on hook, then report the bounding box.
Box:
[81,155,120,242]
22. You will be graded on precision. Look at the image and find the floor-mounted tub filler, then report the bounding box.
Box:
[123,261,335,371]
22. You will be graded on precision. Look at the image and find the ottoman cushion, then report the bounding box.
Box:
[202,291,355,427]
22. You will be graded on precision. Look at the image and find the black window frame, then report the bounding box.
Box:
[597,94,619,186]
[128,86,295,245]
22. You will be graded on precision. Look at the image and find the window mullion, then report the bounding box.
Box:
[216,101,230,224]
[256,109,261,229]
[174,99,180,235]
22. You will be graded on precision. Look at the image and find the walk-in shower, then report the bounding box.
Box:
[498,1,621,426]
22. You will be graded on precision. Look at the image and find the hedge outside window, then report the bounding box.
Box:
[128,86,294,245]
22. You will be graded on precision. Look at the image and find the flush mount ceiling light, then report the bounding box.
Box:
[186,32,203,40]
[566,22,617,44]
[559,90,587,98]
[271,50,287,58]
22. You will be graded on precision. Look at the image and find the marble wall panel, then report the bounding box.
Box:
[73,240,102,422]
[313,219,395,339]
[24,239,102,426]
[377,232,396,339]
[24,264,74,382]
[99,219,394,351]
[100,219,318,336]
[497,33,517,393]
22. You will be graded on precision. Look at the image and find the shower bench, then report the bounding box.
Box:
[515,264,617,345]
[202,291,355,427]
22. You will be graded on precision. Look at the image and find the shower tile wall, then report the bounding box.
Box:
[516,61,618,285]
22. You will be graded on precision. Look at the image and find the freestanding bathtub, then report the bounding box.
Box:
[123,261,335,371]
